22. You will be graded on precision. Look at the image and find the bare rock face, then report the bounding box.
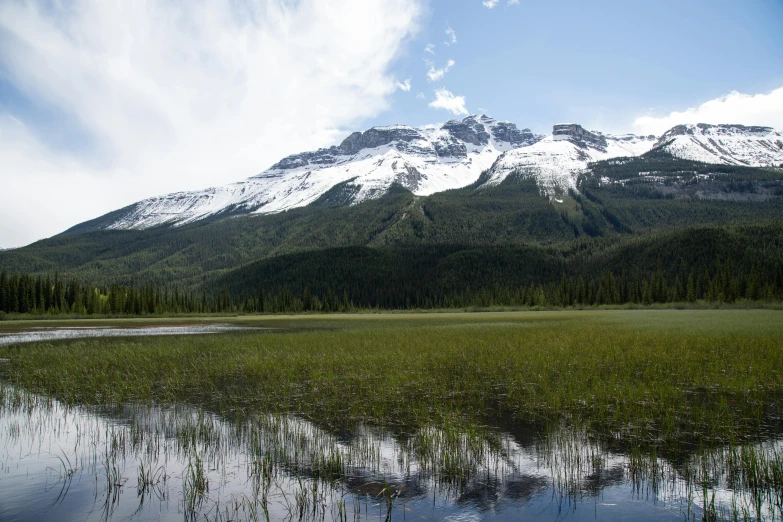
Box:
[552,124,607,149]
[395,166,425,192]
[432,115,543,158]
[441,116,492,146]
[270,115,546,166]
[338,127,425,155]
[272,126,428,170]
[433,139,469,158]
[271,148,343,170]
[440,115,542,148]
[479,115,541,147]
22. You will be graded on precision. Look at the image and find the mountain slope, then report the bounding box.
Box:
[653,123,783,166]
[58,117,783,236]
[481,125,658,193]
[4,154,782,291]
[70,115,543,232]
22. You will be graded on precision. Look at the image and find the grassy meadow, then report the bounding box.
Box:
[1,310,781,452]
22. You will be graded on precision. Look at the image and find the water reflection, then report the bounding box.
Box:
[0,383,780,521]
[0,324,259,346]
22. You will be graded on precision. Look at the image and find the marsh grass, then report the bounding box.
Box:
[1,310,783,520]
[183,453,210,517]
[3,311,781,449]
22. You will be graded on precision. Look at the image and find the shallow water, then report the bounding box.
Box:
[0,324,259,346]
[1,384,780,521]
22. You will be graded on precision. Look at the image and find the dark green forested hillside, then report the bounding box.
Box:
[3,221,781,316]
[579,155,783,233]
[1,155,782,314]
[210,222,783,309]
[0,176,580,288]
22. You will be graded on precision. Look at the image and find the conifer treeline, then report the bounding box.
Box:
[0,271,204,315]
[1,258,782,317]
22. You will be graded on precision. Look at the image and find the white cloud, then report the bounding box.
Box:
[424,43,435,54]
[484,1,518,8]
[444,25,457,46]
[397,78,412,92]
[426,59,455,82]
[429,88,468,115]
[633,86,783,136]
[0,0,423,248]
[416,92,426,99]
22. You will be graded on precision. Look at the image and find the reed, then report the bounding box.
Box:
[1,310,782,520]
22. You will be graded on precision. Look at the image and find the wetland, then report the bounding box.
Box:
[0,310,782,521]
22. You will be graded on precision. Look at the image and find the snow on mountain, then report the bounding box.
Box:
[79,117,783,232]
[481,124,658,193]
[105,115,543,230]
[654,124,783,167]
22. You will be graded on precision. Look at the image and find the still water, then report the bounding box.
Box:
[1,383,780,521]
[0,324,259,346]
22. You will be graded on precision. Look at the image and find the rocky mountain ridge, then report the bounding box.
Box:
[67,116,783,233]
[654,123,783,166]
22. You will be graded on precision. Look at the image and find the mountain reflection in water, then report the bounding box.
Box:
[0,383,780,521]
[0,324,263,346]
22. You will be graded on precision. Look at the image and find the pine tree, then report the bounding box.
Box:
[53,272,63,311]
[642,278,651,305]
[672,275,682,302]
[10,274,19,313]
[559,273,568,307]
[684,268,695,302]
[0,269,7,313]
[747,264,761,301]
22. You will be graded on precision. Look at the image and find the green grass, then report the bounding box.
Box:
[2,310,782,453]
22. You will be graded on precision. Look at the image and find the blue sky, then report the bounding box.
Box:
[1,0,783,247]
[378,0,783,133]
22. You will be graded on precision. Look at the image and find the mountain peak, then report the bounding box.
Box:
[64,116,783,233]
[661,122,777,138]
[552,123,607,149]
[654,123,783,166]
[337,125,424,155]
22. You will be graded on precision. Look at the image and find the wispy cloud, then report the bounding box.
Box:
[426,59,455,82]
[633,86,783,136]
[397,79,412,92]
[424,43,435,54]
[429,88,468,115]
[0,0,424,247]
[484,0,518,7]
[416,92,426,99]
[444,25,457,46]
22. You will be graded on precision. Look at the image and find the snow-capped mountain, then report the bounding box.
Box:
[101,115,542,230]
[74,116,783,232]
[653,123,783,166]
[481,124,658,193]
